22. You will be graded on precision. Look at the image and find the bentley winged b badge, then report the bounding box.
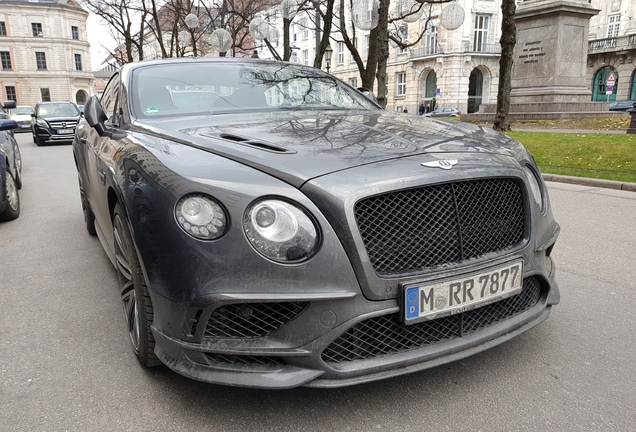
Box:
[421,159,458,170]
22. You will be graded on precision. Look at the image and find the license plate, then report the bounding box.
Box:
[57,129,73,134]
[404,260,523,324]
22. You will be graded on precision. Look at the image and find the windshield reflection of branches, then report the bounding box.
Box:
[239,65,369,109]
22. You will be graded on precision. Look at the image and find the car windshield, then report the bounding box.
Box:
[38,103,79,117]
[131,61,378,118]
[9,107,34,115]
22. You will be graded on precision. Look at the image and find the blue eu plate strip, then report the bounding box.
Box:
[406,287,419,320]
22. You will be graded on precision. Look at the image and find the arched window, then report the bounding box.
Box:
[424,70,437,110]
[592,66,618,102]
[76,90,88,104]
[630,70,636,100]
[468,68,484,113]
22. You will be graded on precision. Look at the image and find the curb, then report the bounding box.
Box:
[542,174,636,192]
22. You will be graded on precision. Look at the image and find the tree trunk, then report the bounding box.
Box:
[493,0,517,131]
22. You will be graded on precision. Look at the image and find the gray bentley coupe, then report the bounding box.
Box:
[74,57,560,388]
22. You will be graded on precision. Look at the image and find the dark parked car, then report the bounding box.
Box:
[74,58,560,389]
[31,101,81,146]
[424,107,461,117]
[1,100,22,221]
[608,100,636,111]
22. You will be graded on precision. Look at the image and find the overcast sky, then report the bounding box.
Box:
[86,13,118,69]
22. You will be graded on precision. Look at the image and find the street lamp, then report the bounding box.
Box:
[324,44,333,73]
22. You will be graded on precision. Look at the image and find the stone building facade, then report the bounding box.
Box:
[587,0,636,102]
[256,0,636,112]
[0,0,94,107]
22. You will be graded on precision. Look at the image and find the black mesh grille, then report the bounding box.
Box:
[204,353,287,367]
[354,179,525,276]
[204,302,309,339]
[321,276,542,364]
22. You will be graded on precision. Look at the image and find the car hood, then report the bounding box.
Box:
[40,115,80,122]
[134,110,529,187]
[10,114,32,122]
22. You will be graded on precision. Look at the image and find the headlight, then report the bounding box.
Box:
[175,194,227,240]
[244,199,320,263]
[36,119,48,127]
[524,165,545,213]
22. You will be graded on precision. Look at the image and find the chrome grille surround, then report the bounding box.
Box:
[354,178,526,276]
[321,276,542,364]
[48,120,78,129]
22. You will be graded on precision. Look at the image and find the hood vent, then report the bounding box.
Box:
[215,133,295,154]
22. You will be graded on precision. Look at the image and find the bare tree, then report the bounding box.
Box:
[334,0,451,107]
[81,0,149,64]
[493,0,516,131]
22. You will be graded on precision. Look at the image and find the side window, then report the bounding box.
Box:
[100,73,120,126]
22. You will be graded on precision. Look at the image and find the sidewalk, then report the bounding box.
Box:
[513,127,627,134]
[543,174,636,192]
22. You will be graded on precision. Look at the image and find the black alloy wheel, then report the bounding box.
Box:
[113,202,161,367]
[0,169,20,221]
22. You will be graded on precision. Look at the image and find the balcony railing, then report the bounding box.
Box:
[463,42,501,54]
[588,34,636,53]
[409,44,444,59]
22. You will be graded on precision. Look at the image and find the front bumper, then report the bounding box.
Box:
[150,258,559,389]
[34,125,76,142]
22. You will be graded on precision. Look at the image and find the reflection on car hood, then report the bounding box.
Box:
[135,110,527,186]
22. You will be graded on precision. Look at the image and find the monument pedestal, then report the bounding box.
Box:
[510,0,600,104]
[462,0,619,121]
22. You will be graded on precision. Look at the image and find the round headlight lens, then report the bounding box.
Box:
[244,199,319,263]
[175,194,227,240]
[524,166,544,212]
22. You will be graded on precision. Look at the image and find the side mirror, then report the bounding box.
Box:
[2,100,16,110]
[84,94,109,136]
[357,87,378,104]
[31,113,35,118]
[0,119,19,131]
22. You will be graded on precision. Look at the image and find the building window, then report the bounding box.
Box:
[1,51,11,70]
[425,21,438,55]
[396,72,406,96]
[5,85,16,102]
[473,15,490,52]
[71,26,79,40]
[350,38,357,63]
[32,22,43,37]
[0,22,6,36]
[365,35,370,60]
[337,42,344,65]
[398,26,408,54]
[302,20,308,40]
[35,52,47,70]
[292,25,297,42]
[303,49,308,65]
[608,15,621,38]
[75,54,82,71]
[41,88,51,102]
[348,78,357,88]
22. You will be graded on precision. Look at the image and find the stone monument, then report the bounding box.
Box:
[464,0,622,120]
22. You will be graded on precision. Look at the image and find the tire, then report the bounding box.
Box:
[0,169,20,221]
[113,202,161,367]
[14,144,22,190]
[32,133,36,144]
[35,137,45,147]
[78,178,96,236]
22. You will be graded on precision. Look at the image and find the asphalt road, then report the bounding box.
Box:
[1,132,635,431]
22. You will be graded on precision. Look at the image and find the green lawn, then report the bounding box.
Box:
[506,131,636,183]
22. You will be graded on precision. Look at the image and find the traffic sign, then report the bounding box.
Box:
[606,71,616,87]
